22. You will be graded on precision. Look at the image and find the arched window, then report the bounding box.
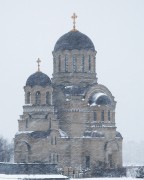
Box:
[49,154,52,163]
[26,119,28,128]
[108,110,110,121]
[51,137,53,145]
[46,92,50,105]
[58,55,61,72]
[73,55,76,72]
[101,110,104,121]
[35,91,41,105]
[27,92,31,104]
[82,55,85,72]
[88,55,91,72]
[57,154,59,162]
[94,112,97,121]
[55,137,57,145]
[51,136,57,145]
[65,55,68,72]
[86,156,90,168]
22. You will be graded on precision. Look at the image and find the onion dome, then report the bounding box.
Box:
[26,71,51,87]
[54,31,95,52]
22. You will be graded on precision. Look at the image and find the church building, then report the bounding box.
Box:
[14,14,123,172]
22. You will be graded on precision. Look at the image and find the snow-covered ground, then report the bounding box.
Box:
[0,174,68,179]
[71,179,143,180]
[0,175,143,180]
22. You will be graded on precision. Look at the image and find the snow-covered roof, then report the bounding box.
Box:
[64,85,86,96]
[59,129,68,138]
[83,130,105,138]
[16,131,34,135]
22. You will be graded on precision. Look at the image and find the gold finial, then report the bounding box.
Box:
[36,58,41,72]
[71,13,78,31]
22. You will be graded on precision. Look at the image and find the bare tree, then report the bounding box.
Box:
[0,136,13,162]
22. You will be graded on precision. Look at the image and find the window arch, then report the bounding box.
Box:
[82,55,85,72]
[26,119,28,128]
[73,55,76,72]
[58,55,61,72]
[108,110,110,121]
[51,136,57,145]
[65,55,68,72]
[46,92,51,105]
[26,92,31,104]
[94,112,97,121]
[86,156,90,168]
[88,55,91,72]
[35,91,41,105]
[101,110,104,121]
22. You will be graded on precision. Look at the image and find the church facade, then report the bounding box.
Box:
[14,16,123,171]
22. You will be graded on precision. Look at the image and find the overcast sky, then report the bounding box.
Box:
[0,0,144,143]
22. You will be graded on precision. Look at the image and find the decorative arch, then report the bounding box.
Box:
[15,141,30,163]
[104,140,119,168]
[104,140,119,152]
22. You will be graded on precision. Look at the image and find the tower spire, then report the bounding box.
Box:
[71,13,78,31]
[36,58,41,72]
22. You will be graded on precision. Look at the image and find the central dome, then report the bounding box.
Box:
[54,31,95,52]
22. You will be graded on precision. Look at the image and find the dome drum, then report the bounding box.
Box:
[53,50,96,74]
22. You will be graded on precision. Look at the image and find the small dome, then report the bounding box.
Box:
[89,92,111,106]
[26,71,51,87]
[54,31,95,52]
[116,131,123,138]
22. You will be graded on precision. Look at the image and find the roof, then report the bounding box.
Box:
[54,31,95,52]
[26,71,51,87]
[116,131,123,138]
[89,92,111,106]
[64,85,86,96]
[84,130,105,138]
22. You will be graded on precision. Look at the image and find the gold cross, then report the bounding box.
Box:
[71,13,78,31]
[36,58,41,72]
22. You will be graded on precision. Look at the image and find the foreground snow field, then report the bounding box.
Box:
[0,175,143,180]
[71,177,142,180]
[0,174,68,179]
[71,179,142,180]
